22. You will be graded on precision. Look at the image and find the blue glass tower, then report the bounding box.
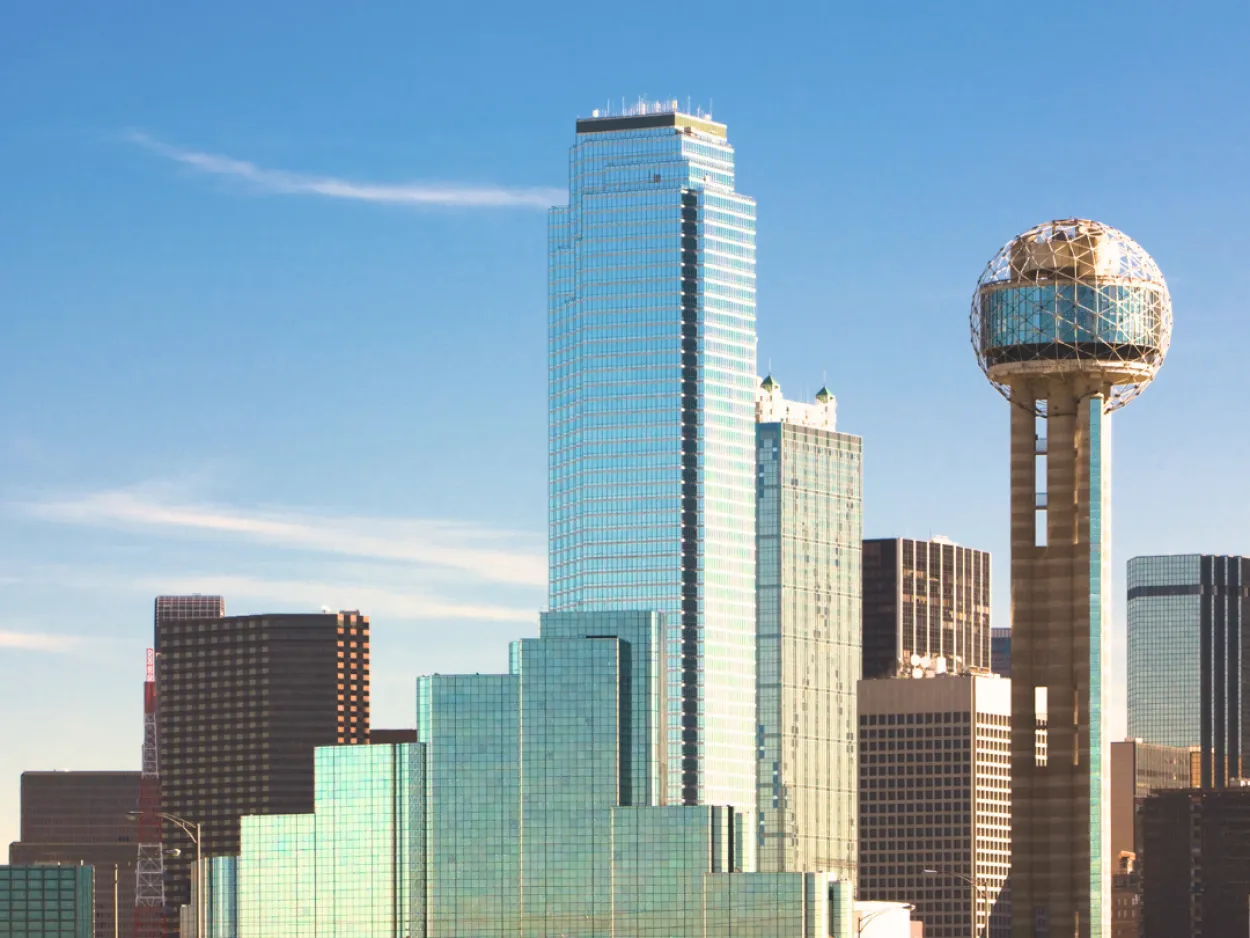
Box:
[548,103,758,807]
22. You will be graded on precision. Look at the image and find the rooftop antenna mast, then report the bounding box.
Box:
[134,649,166,938]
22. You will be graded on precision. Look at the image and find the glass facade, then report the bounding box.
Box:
[1127,553,1249,786]
[755,384,862,877]
[548,108,758,807]
[235,744,411,938]
[980,282,1166,363]
[0,867,93,938]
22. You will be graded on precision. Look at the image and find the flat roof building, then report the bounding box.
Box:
[862,538,991,679]
[154,602,368,930]
[9,771,140,938]
[859,674,1011,938]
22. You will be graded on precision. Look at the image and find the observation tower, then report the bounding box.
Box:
[971,219,1172,938]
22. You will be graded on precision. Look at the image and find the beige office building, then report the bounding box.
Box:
[859,674,1011,938]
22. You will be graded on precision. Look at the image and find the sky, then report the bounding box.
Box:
[3,1,1249,852]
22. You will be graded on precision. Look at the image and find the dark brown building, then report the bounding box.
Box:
[862,537,991,678]
[369,728,417,745]
[8,770,141,938]
[154,601,369,930]
[1140,787,1250,938]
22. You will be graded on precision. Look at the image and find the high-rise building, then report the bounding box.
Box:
[754,377,862,876]
[154,603,368,926]
[9,771,140,938]
[970,219,1172,935]
[858,674,1012,938]
[1106,740,1193,938]
[1139,787,1250,938]
[1127,554,1249,787]
[548,102,758,807]
[0,865,95,938]
[990,628,1011,677]
[861,537,991,679]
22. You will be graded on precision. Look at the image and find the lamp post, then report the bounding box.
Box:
[130,811,203,938]
[923,867,987,938]
[856,902,915,936]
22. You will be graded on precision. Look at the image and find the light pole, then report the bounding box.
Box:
[130,810,203,938]
[923,867,987,938]
[856,903,915,936]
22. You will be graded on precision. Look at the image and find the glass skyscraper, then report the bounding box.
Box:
[1127,554,1249,787]
[754,378,862,877]
[0,866,94,938]
[548,103,758,807]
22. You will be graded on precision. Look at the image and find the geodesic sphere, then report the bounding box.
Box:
[970,218,1172,411]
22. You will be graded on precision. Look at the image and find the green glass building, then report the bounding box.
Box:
[234,744,411,938]
[755,378,862,878]
[0,866,93,938]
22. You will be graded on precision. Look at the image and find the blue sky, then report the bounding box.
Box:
[3,1,1249,850]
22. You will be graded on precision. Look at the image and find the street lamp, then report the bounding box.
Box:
[129,810,204,938]
[857,902,915,936]
[922,867,987,938]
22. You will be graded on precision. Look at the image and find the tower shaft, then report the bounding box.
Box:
[1008,378,1109,938]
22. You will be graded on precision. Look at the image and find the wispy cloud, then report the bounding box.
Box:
[24,487,546,589]
[128,131,564,208]
[0,630,90,654]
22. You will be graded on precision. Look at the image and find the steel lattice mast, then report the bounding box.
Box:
[134,648,166,938]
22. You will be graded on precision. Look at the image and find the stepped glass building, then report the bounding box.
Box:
[971,219,1172,937]
[548,102,758,807]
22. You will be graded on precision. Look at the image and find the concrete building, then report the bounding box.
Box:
[8,770,140,938]
[1107,740,1194,938]
[1127,554,1249,787]
[971,219,1173,935]
[155,601,369,926]
[861,537,991,679]
[858,674,1011,938]
[755,377,862,877]
[548,103,758,808]
[1139,787,1250,937]
[0,865,94,938]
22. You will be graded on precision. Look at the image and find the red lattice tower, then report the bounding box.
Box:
[134,649,166,938]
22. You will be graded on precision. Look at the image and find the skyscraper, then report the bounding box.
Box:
[548,101,758,807]
[155,603,369,928]
[971,219,1173,936]
[858,674,1012,938]
[991,628,1012,677]
[9,771,140,938]
[1127,554,1249,787]
[861,537,991,679]
[754,377,862,876]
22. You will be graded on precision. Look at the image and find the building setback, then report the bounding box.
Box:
[8,771,140,938]
[858,674,1011,938]
[861,537,991,679]
[1139,787,1250,938]
[754,377,862,878]
[154,600,368,930]
[548,104,758,807]
[1127,554,1249,787]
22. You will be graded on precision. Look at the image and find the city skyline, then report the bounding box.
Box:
[4,0,1250,863]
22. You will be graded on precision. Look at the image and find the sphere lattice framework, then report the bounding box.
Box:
[971,218,1172,413]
